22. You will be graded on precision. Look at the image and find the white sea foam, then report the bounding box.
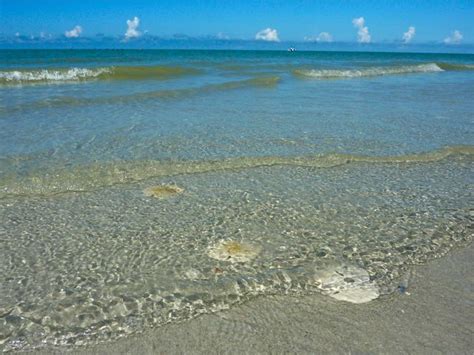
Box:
[294,63,444,80]
[0,67,111,83]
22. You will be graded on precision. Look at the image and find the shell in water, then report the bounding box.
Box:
[313,264,379,304]
[143,184,184,198]
[208,240,260,263]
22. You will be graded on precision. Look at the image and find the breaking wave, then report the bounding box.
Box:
[2,61,473,85]
[0,65,199,84]
[293,63,445,79]
[1,145,472,199]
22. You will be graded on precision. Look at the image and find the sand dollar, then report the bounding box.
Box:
[314,264,379,304]
[208,240,260,263]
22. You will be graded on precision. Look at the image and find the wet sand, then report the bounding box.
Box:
[34,243,473,354]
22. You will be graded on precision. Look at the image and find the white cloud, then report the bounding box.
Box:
[305,32,333,43]
[65,25,82,38]
[402,26,416,43]
[444,30,463,44]
[125,16,141,40]
[255,28,280,42]
[352,17,371,43]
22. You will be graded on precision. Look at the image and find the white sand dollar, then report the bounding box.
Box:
[314,264,379,304]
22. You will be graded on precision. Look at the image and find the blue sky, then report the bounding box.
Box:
[0,0,473,44]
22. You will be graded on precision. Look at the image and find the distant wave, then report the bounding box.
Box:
[3,61,473,85]
[293,63,447,79]
[1,145,472,199]
[0,65,199,84]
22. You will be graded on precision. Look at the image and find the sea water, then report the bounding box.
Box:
[0,49,473,351]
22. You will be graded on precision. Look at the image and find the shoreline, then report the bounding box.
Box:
[32,243,473,354]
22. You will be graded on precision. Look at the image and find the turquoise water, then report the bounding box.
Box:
[0,50,473,351]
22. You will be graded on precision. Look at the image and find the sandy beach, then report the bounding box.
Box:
[30,243,472,354]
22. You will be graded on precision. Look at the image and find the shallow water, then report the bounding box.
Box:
[0,49,473,351]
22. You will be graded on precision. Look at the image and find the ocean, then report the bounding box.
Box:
[0,49,473,351]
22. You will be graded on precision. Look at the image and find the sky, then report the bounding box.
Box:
[0,0,473,46]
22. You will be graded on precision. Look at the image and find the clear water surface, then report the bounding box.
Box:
[0,49,473,351]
